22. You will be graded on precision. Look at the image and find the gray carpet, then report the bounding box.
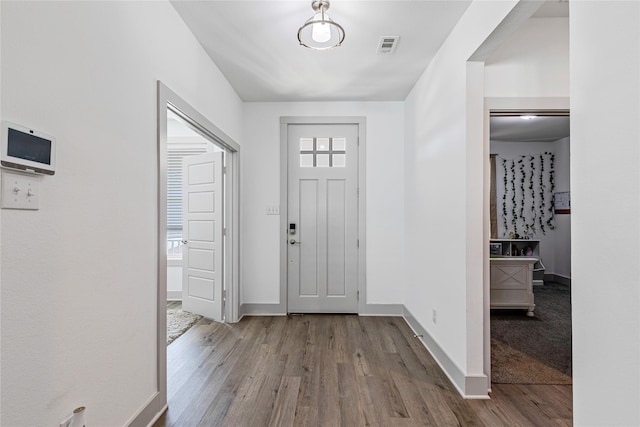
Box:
[167,303,202,345]
[491,282,572,384]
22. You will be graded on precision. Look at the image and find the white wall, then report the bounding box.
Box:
[491,139,571,277]
[242,102,404,307]
[485,16,571,278]
[0,2,242,426]
[403,0,520,395]
[485,17,569,98]
[167,262,182,300]
[553,136,570,279]
[571,2,640,425]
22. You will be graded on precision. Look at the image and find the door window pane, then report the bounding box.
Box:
[333,138,346,151]
[300,154,314,167]
[316,138,330,151]
[317,154,330,167]
[300,138,314,151]
[299,136,346,168]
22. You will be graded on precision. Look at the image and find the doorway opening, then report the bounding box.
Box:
[166,109,225,341]
[487,110,572,386]
[166,106,227,322]
[155,81,241,413]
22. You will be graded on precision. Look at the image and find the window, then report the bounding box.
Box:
[299,137,346,167]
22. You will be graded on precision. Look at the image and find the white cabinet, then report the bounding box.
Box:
[490,257,537,317]
[490,239,545,285]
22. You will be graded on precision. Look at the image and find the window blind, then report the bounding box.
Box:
[167,145,208,233]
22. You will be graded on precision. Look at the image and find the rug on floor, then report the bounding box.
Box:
[491,282,572,385]
[167,308,202,345]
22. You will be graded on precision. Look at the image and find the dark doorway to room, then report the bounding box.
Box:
[488,112,572,385]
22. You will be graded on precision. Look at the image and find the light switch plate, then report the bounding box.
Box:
[266,204,280,215]
[2,170,40,210]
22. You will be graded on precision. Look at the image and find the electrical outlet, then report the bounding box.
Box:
[432,308,437,324]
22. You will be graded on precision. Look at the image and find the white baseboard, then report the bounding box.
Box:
[240,303,286,316]
[167,291,181,301]
[126,391,166,427]
[145,404,168,427]
[362,303,404,316]
[402,305,488,399]
[239,303,403,317]
[545,274,571,286]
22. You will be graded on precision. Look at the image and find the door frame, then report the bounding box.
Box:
[279,117,367,314]
[482,97,569,387]
[153,81,241,419]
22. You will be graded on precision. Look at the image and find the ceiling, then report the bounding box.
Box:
[490,116,570,143]
[170,0,569,140]
[171,0,472,102]
[171,1,567,103]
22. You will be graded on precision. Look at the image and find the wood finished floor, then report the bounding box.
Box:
[155,315,572,427]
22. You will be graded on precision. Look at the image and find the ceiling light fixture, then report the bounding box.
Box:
[297,0,345,50]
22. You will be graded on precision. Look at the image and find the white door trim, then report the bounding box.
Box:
[143,81,241,426]
[483,97,569,389]
[279,116,367,314]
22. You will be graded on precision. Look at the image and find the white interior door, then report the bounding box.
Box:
[287,124,359,313]
[182,151,224,321]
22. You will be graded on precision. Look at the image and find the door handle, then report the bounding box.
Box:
[289,239,301,245]
[182,240,188,245]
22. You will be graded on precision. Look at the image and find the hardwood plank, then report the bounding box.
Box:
[336,362,366,426]
[492,384,563,426]
[515,384,573,422]
[154,315,573,427]
[167,318,266,425]
[316,341,341,427]
[388,366,439,425]
[279,316,307,377]
[355,374,388,427]
[268,376,301,427]
[467,394,530,427]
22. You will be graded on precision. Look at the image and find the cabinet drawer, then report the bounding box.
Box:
[491,289,531,304]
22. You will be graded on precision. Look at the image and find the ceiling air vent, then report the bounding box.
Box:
[377,36,399,55]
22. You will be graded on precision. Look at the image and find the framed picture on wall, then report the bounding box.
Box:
[554,191,570,214]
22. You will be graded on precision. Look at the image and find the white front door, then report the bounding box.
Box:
[182,151,224,321]
[287,124,359,313]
